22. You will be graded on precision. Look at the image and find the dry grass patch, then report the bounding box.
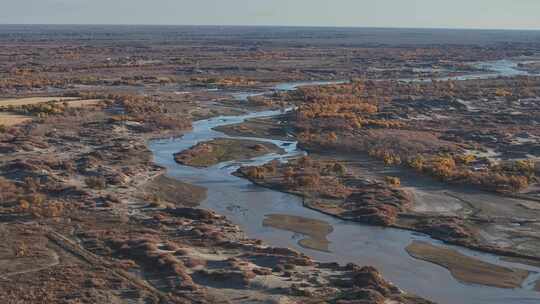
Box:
[0,112,32,126]
[174,138,284,168]
[0,97,79,107]
[66,99,103,108]
[0,97,102,108]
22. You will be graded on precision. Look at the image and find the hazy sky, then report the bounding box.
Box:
[0,0,539,29]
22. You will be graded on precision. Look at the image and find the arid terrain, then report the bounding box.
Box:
[2,25,540,304]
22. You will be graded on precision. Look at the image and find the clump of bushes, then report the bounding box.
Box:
[85,175,107,189]
[4,101,69,117]
[0,177,21,203]
[18,193,64,218]
[405,154,536,193]
[384,176,401,187]
[107,236,196,289]
[238,156,352,199]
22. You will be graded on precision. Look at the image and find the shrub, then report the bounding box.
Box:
[245,167,266,179]
[295,172,320,187]
[428,156,456,179]
[24,176,41,193]
[384,176,401,187]
[334,163,347,176]
[19,199,30,211]
[32,201,64,218]
[283,167,295,183]
[507,175,530,192]
[85,175,107,189]
[514,160,536,175]
[0,178,20,203]
[456,154,476,165]
[251,144,267,152]
[298,156,313,167]
[26,193,45,205]
[263,160,278,174]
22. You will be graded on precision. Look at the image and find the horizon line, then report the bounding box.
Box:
[1,23,540,32]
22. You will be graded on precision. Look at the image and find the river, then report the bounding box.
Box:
[149,60,540,304]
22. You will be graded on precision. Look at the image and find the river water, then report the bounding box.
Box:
[149,60,540,304]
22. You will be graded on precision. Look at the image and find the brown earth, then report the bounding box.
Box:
[263,214,334,252]
[406,241,529,289]
[138,174,207,207]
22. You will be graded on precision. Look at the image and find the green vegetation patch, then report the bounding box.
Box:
[174,138,285,168]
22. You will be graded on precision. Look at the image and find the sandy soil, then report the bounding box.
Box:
[66,99,103,108]
[408,189,465,215]
[0,112,32,126]
[263,214,334,252]
[0,97,80,106]
[138,174,207,207]
[406,241,529,289]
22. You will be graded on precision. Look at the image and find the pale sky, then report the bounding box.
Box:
[0,0,539,30]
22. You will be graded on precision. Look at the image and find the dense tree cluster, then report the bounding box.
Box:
[0,100,73,117]
[0,176,66,218]
[288,80,539,193]
[241,157,352,199]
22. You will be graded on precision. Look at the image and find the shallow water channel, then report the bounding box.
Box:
[149,61,540,304]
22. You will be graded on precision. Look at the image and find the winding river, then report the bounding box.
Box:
[149,60,540,304]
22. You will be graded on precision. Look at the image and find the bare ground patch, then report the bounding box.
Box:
[406,241,529,289]
[263,214,334,252]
